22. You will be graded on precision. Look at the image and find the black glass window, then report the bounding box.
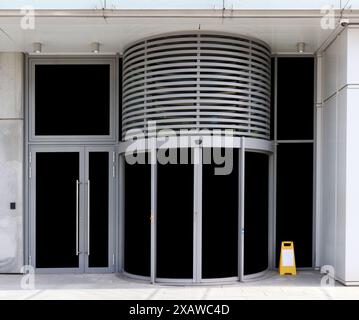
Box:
[157,150,193,279]
[124,154,151,277]
[202,148,239,278]
[244,152,269,275]
[36,152,79,268]
[276,143,313,267]
[88,152,109,268]
[119,59,123,141]
[35,64,110,136]
[277,58,314,140]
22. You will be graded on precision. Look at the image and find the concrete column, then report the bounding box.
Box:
[0,52,23,273]
[320,27,359,285]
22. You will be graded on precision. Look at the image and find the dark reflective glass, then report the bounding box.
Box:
[124,155,151,276]
[276,143,313,267]
[157,150,193,279]
[36,152,79,268]
[244,152,269,275]
[35,64,110,136]
[202,148,239,278]
[277,58,314,140]
[88,152,109,268]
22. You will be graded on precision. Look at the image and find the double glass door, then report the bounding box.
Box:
[30,146,114,273]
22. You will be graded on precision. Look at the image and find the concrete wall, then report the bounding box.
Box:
[319,27,359,285]
[0,52,23,273]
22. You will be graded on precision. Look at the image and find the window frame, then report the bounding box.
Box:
[29,56,117,143]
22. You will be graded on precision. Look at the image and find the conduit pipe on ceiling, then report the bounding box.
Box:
[315,19,359,55]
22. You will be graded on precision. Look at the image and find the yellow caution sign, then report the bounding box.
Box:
[279,241,296,275]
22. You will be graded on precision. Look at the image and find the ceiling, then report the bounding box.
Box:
[0,9,359,54]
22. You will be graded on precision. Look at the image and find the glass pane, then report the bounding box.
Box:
[35,64,110,136]
[276,143,313,267]
[36,152,79,268]
[270,57,275,140]
[88,152,109,268]
[244,152,269,275]
[124,154,151,276]
[119,58,123,141]
[277,58,314,140]
[157,150,193,279]
[202,148,238,278]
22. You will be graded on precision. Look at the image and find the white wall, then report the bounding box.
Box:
[319,27,359,285]
[0,52,23,273]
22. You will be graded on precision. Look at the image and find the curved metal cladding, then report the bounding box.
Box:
[122,32,271,140]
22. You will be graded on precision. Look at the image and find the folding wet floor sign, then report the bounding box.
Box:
[279,241,296,275]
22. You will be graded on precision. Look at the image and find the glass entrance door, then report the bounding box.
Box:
[85,148,114,272]
[30,146,114,273]
[156,150,194,281]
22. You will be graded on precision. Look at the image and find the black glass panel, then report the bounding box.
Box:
[35,64,110,136]
[244,152,269,275]
[124,154,151,276]
[270,57,275,140]
[202,148,238,278]
[88,152,109,268]
[119,58,123,141]
[277,58,314,140]
[157,150,193,279]
[276,143,313,267]
[36,152,79,268]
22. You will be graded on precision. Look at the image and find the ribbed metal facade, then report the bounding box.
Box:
[122,32,271,140]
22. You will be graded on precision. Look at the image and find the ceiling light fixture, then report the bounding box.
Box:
[33,42,42,53]
[91,42,100,53]
[297,42,306,53]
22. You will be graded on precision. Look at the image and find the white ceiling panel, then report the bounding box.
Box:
[0,9,358,54]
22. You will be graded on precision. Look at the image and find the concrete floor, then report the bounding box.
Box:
[0,271,358,300]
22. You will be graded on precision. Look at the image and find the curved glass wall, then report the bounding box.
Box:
[202,148,239,279]
[244,152,269,276]
[157,152,194,279]
[124,153,151,277]
[122,146,271,283]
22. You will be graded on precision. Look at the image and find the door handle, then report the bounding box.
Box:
[76,179,79,256]
[87,179,90,256]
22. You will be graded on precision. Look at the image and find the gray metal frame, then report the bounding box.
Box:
[28,145,115,273]
[29,145,85,273]
[25,54,119,274]
[271,54,317,270]
[28,56,117,143]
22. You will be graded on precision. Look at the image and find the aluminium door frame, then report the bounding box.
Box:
[29,144,115,273]
[153,147,199,284]
[241,146,272,281]
[29,145,86,273]
[118,138,274,284]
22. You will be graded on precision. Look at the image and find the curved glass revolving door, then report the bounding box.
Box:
[124,153,151,278]
[156,156,194,280]
[202,148,239,279]
[244,152,269,277]
[122,146,271,283]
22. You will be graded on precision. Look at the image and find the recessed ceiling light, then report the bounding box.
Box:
[91,42,100,53]
[33,42,42,53]
[297,42,306,53]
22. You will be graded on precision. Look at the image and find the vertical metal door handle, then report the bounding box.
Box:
[87,179,90,256]
[76,180,79,256]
